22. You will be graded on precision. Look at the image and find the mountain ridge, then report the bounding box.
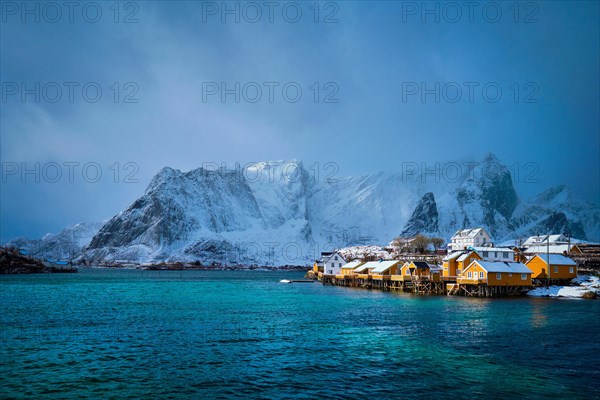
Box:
[7,155,599,266]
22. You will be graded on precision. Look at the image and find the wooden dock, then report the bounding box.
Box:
[318,273,531,297]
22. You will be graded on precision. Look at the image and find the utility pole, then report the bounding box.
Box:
[547,234,550,282]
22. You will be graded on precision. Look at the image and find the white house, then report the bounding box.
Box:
[448,228,492,252]
[524,244,580,255]
[323,252,346,275]
[523,234,568,247]
[472,247,515,262]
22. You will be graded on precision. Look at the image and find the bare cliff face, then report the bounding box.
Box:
[11,155,598,266]
[400,192,439,237]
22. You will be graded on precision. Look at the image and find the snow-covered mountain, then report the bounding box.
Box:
[9,155,599,266]
[6,221,104,261]
[400,192,440,237]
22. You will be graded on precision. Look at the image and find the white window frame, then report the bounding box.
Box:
[496,273,502,280]
[521,273,527,280]
[569,267,574,274]
[479,271,484,278]
[554,266,559,273]
[468,271,472,278]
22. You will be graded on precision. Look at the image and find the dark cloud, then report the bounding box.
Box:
[1,1,598,241]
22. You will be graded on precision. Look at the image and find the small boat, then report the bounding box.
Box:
[279,279,292,283]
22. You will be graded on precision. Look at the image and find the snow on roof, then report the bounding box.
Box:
[430,265,443,272]
[371,260,401,273]
[471,261,532,274]
[523,234,568,246]
[451,228,487,239]
[524,245,577,254]
[340,260,364,270]
[443,252,463,261]
[530,254,577,266]
[323,252,345,263]
[354,262,375,273]
[457,251,475,262]
[472,247,515,253]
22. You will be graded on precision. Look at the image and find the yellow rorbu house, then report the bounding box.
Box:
[353,261,379,278]
[459,260,533,286]
[525,254,577,281]
[340,260,364,276]
[370,260,402,278]
[396,261,441,281]
[443,250,482,277]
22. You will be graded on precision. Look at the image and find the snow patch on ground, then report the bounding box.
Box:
[528,275,600,298]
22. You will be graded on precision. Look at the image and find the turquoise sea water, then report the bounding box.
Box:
[1,269,599,399]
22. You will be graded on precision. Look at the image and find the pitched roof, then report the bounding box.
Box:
[524,244,578,254]
[457,251,476,262]
[530,254,577,266]
[473,247,515,253]
[323,252,345,263]
[340,260,364,270]
[371,260,401,273]
[472,260,532,274]
[354,262,377,273]
[451,228,487,239]
[411,261,430,269]
[523,234,568,246]
[443,251,464,261]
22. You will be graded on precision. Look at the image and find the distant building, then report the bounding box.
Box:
[472,247,518,262]
[312,251,333,273]
[523,234,568,247]
[523,244,581,255]
[448,228,491,252]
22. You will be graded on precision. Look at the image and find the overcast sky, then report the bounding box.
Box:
[1,1,599,241]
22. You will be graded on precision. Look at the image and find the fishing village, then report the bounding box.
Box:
[308,228,600,298]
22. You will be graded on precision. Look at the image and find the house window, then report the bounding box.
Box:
[334,256,338,261]
[483,251,488,257]
[554,266,559,273]
[496,273,502,280]
[569,267,574,274]
[503,252,509,258]
[521,273,527,280]
[468,272,472,278]
[479,271,484,278]
[405,269,410,275]
[339,263,342,268]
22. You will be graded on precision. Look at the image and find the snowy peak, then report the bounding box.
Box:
[400,192,439,237]
[6,221,104,261]
[529,185,572,207]
[12,154,598,266]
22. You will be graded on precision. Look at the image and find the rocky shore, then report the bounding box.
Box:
[0,248,77,274]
